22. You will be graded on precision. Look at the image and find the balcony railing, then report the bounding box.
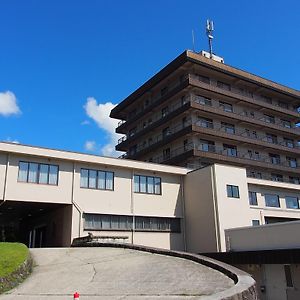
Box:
[189,74,300,115]
[117,97,190,145]
[192,93,300,133]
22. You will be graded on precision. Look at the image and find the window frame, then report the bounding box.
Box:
[80,168,114,191]
[133,174,162,195]
[226,185,240,198]
[17,161,59,186]
[285,196,299,209]
[265,194,280,208]
[248,191,258,206]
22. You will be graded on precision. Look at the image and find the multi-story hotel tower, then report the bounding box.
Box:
[110,50,300,184]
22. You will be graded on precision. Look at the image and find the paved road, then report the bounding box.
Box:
[0,247,234,299]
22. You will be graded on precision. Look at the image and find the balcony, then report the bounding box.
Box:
[123,120,193,159]
[149,141,300,174]
[189,74,300,120]
[191,94,300,137]
[116,75,190,133]
[192,119,300,155]
[116,99,191,151]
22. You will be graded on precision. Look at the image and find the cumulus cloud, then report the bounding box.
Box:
[5,137,20,144]
[83,97,122,157]
[0,91,21,116]
[84,140,96,152]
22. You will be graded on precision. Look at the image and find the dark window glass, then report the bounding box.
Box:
[284,265,293,288]
[265,194,280,207]
[80,168,114,190]
[227,185,240,198]
[248,191,258,205]
[133,175,161,195]
[252,220,260,226]
[285,196,299,209]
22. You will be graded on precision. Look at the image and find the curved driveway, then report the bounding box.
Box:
[0,247,234,299]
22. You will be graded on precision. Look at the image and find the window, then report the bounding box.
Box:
[217,81,231,91]
[133,175,161,195]
[248,191,258,205]
[289,176,300,184]
[80,169,114,190]
[135,216,181,232]
[161,106,169,118]
[195,95,212,106]
[278,101,288,109]
[281,119,292,128]
[264,114,275,124]
[223,144,237,157]
[287,157,297,168]
[197,117,213,128]
[269,153,280,164]
[161,86,169,96]
[219,101,233,112]
[197,74,210,84]
[183,139,188,151]
[252,220,260,226]
[83,214,181,233]
[265,194,280,207]
[266,133,278,144]
[199,139,215,152]
[248,150,260,160]
[285,196,299,209]
[284,265,294,288]
[221,122,235,134]
[262,95,272,104]
[18,161,59,185]
[163,148,170,160]
[162,127,171,138]
[284,138,294,148]
[227,185,239,198]
[129,145,137,155]
[271,174,283,182]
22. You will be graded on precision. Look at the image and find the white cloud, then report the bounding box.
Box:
[0,91,21,116]
[83,97,122,157]
[5,137,20,144]
[81,120,90,126]
[84,140,96,151]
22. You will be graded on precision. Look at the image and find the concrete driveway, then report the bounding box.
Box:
[0,247,234,299]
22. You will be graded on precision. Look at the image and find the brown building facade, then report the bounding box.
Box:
[110,50,300,184]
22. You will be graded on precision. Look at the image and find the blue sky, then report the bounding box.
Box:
[1,0,300,157]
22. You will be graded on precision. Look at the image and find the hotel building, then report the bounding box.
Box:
[110,50,300,185]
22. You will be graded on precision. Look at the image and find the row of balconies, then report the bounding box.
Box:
[117,74,300,130]
[148,141,300,174]
[117,91,300,148]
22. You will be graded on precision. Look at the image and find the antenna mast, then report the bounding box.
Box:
[206,19,214,58]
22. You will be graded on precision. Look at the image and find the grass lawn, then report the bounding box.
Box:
[0,243,29,278]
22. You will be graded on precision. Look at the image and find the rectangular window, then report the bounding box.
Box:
[287,157,297,168]
[266,134,278,144]
[284,138,294,148]
[18,161,59,185]
[197,74,210,84]
[248,191,258,205]
[227,185,240,198]
[262,95,272,104]
[18,162,29,182]
[197,117,213,129]
[199,139,215,152]
[252,220,260,226]
[39,164,49,184]
[265,194,280,207]
[217,81,231,91]
[219,101,233,112]
[271,174,283,182]
[80,169,114,190]
[289,176,300,185]
[195,95,212,106]
[264,114,275,124]
[83,214,180,232]
[278,101,288,109]
[284,265,293,288]
[269,153,281,165]
[223,144,237,157]
[133,175,161,195]
[285,196,299,209]
[281,119,292,128]
[221,122,235,134]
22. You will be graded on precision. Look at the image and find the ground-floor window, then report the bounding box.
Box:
[83,213,180,233]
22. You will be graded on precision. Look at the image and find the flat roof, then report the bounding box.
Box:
[111,50,300,118]
[0,141,188,175]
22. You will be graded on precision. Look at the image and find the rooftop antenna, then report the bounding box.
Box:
[206,19,214,58]
[192,29,196,52]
